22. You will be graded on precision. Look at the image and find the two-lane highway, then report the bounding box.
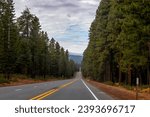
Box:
[0,72,113,100]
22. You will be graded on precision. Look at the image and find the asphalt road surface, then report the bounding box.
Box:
[0,72,113,100]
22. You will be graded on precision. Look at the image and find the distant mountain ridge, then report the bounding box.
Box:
[69,52,83,56]
[69,54,83,64]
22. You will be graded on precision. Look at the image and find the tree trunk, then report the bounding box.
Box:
[119,53,122,85]
[128,65,131,85]
[43,55,46,79]
[119,68,122,85]
[103,62,106,82]
[147,42,150,93]
[31,49,35,78]
[147,64,150,94]
[108,61,111,81]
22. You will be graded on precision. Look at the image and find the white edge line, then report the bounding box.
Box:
[81,79,99,100]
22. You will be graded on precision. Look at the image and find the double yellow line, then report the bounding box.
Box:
[30,80,77,100]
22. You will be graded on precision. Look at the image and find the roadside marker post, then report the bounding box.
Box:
[136,77,139,100]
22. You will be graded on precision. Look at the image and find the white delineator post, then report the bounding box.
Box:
[136,77,139,100]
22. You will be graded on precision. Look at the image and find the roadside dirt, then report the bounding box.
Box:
[87,80,150,100]
[0,78,58,87]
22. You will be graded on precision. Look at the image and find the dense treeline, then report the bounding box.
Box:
[0,0,77,80]
[82,0,150,86]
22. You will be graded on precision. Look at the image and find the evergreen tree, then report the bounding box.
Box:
[37,31,49,78]
[82,0,150,86]
[16,8,34,75]
[0,0,18,79]
[30,16,41,78]
[58,47,66,77]
[82,0,111,81]
[55,42,61,76]
[0,0,77,82]
[49,38,57,76]
[17,8,34,38]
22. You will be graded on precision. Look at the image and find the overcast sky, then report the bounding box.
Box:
[13,0,100,54]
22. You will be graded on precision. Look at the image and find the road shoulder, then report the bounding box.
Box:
[82,79,114,100]
[87,80,150,100]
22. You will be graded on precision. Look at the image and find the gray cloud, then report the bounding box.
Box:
[13,0,100,54]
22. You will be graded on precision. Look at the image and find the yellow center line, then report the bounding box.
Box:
[59,81,75,88]
[30,89,56,100]
[37,89,59,100]
[30,79,78,100]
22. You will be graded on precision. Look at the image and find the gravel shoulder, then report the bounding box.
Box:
[87,80,150,100]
